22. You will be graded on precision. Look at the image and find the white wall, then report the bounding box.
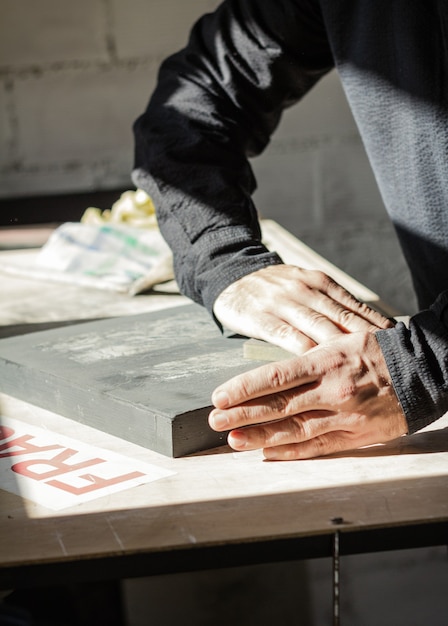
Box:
[0,0,220,197]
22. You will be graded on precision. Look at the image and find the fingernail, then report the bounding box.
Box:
[212,390,230,408]
[228,430,248,449]
[210,412,229,430]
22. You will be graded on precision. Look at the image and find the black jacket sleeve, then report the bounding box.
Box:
[132,0,333,314]
[376,292,448,433]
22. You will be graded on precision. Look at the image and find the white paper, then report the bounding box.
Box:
[0,417,175,510]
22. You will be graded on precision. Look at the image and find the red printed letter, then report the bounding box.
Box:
[0,434,62,458]
[0,426,15,441]
[11,448,105,480]
[47,470,145,495]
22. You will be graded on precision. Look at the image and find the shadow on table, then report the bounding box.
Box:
[195,426,448,460]
[324,426,448,459]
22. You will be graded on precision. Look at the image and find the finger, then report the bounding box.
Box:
[272,302,361,347]
[257,307,344,352]
[209,382,327,432]
[301,270,393,330]
[295,294,383,335]
[254,300,388,356]
[263,429,371,460]
[254,293,387,352]
[252,311,317,355]
[211,357,317,410]
[226,411,337,450]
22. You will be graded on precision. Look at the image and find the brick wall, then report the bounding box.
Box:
[0,0,220,197]
[0,0,416,310]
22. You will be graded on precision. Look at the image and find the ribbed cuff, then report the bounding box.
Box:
[376,293,448,433]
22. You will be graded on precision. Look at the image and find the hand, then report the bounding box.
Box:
[213,265,394,354]
[209,331,408,460]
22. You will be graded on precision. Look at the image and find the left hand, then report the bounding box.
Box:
[213,265,394,355]
[209,331,408,460]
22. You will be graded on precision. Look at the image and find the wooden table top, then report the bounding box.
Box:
[0,220,447,588]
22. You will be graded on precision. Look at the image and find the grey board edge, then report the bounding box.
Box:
[0,356,227,457]
[0,304,262,457]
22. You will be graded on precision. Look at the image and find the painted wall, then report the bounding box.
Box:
[0,0,220,197]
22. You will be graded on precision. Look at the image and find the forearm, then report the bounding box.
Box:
[132,0,333,312]
[376,291,448,433]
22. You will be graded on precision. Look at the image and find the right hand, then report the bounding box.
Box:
[213,264,394,354]
[209,329,407,460]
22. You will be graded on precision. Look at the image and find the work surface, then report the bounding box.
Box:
[1,220,447,589]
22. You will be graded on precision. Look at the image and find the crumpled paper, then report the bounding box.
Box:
[0,189,175,295]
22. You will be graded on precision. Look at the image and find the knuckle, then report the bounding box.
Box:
[356,300,379,317]
[290,416,310,441]
[268,391,292,416]
[312,269,334,290]
[287,265,304,279]
[267,322,314,352]
[356,301,374,315]
[239,406,256,425]
[306,309,329,331]
[277,447,300,461]
[264,363,291,389]
[236,376,253,401]
[261,421,286,446]
[283,444,307,461]
[259,318,286,342]
[336,308,357,327]
[270,321,296,341]
[312,435,330,456]
[230,402,261,427]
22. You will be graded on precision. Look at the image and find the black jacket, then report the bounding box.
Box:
[133,0,448,433]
